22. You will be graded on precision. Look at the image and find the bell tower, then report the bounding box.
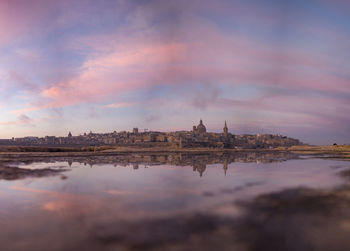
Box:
[223,121,228,136]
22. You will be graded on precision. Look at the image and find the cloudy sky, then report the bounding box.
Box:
[0,0,349,144]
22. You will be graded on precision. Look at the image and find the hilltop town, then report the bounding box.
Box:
[0,120,302,149]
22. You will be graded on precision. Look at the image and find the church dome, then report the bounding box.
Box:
[197,119,206,134]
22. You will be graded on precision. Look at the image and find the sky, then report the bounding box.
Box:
[0,0,349,145]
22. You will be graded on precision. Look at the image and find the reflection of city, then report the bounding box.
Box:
[10,152,300,177]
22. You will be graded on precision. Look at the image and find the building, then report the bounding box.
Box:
[0,119,303,148]
[223,121,228,137]
[193,119,207,134]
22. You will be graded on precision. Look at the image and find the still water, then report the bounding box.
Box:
[0,152,350,251]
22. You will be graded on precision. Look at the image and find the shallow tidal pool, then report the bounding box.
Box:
[1,152,350,251]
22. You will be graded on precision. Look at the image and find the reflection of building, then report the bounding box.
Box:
[223,160,228,176]
[193,162,207,177]
[19,152,300,180]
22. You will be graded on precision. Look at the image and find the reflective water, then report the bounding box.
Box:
[0,152,350,251]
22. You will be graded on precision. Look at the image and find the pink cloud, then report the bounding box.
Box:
[2,0,348,145]
[0,114,34,126]
[36,20,349,112]
[0,1,50,45]
[36,41,189,108]
[12,30,349,123]
[105,102,136,109]
[0,0,108,46]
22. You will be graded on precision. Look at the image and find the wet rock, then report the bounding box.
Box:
[0,165,67,180]
[235,187,350,251]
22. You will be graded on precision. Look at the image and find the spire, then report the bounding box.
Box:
[223,120,228,135]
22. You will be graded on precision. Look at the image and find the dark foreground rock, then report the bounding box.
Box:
[234,187,350,251]
[0,165,67,180]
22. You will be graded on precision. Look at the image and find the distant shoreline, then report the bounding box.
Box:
[0,145,349,159]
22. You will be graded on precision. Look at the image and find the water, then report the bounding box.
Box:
[0,152,350,251]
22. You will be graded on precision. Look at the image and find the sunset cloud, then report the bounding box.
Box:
[0,0,349,144]
[0,114,34,126]
[105,102,136,109]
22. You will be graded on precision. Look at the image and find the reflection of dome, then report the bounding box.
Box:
[193,163,207,177]
[197,119,206,134]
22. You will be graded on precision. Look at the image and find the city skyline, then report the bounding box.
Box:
[1,0,350,144]
[0,119,302,149]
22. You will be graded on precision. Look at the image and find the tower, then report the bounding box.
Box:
[223,121,228,136]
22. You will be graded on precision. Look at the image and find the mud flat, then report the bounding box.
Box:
[278,145,350,160]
